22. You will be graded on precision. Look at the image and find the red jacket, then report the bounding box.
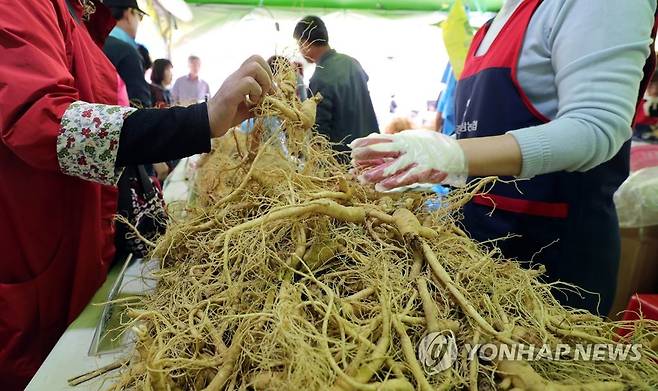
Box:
[0,1,126,388]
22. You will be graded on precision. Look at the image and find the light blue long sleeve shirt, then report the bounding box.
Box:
[477,0,656,178]
[109,27,137,48]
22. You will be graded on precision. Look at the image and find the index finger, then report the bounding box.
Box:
[348,134,392,149]
[243,55,273,91]
[241,77,264,105]
[351,147,400,162]
[251,62,274,95]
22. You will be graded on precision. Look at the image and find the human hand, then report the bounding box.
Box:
[207,55,274,137]
[350,129,468,192]
[153,162,169,182]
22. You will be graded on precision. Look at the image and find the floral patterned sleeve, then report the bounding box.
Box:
[56,101,136,185]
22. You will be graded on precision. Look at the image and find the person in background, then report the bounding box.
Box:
[172,55,211,106]
[420,100,439,129]
[150,59,177,180]
[634,69,658,142]
[383,117,415,135]
[103,0,152,108]
[293,15,379,154]
[352,0,657,315]
[0,0,274,386]
[138,43,152,73]
[151,59,174,109]
[103,1,161,191]
[434,103,444,132]
[293,61,308,101]
[389,95,398,114]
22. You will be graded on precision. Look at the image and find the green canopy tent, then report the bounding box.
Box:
[185,0,503,12]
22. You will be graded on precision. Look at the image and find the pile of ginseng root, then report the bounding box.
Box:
[107,61,658,391]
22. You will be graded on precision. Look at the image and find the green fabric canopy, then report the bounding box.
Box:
[185,0,503,12]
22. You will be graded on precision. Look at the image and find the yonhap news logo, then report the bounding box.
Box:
[417,331,459,374]
[417,330,644,374]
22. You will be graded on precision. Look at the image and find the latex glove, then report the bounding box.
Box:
[350,129,468,192]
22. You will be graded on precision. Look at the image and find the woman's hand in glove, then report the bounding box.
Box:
[349,129,468,192]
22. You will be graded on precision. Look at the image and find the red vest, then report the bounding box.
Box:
[0,1,124,388]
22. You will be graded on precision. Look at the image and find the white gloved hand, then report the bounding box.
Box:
[349,129,468,192]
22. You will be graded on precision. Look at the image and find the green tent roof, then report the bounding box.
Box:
[185,0,503,12]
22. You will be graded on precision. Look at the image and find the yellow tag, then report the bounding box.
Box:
[442,0,475,79]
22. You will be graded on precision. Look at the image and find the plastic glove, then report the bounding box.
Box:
[349,129,468,192]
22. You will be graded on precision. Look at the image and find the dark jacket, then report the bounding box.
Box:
[150,83,172,108]
[103,37,155,181]
[103,36,152,107]
[309,49,379,151]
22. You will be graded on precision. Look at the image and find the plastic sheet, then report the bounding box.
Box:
[615,167,658,228]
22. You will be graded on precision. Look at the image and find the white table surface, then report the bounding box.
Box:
[27,259,158,391]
